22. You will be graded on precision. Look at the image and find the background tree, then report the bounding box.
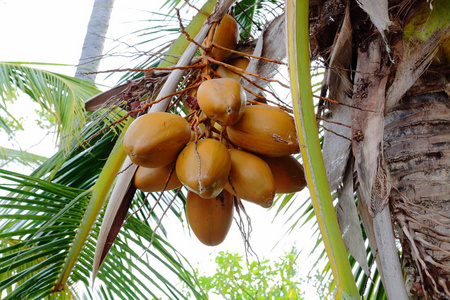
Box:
[75,0,115,82]
[191,249,306,299]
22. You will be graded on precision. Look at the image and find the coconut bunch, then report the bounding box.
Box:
[122,14,306,246]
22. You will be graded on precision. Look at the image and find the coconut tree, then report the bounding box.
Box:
[294,0,449,299]
[1,0,449,299]
[75,0,115,82]
[291,1,449,299]
[95,0,447,298]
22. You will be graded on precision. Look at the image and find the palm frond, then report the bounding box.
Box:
[0,147,47,168]
[0,167,203,299]
[0,62,99,150]
[234,0,284,39]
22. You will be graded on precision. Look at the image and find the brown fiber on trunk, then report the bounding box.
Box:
[385,72,450,299]
[310,0,449,297]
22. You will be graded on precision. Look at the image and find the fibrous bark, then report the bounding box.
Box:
[385,72,450,299]
[311,0,450,298]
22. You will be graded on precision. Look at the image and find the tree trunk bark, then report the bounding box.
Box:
[308,0,449,297]
[75,0,115,83]
[384,71,450,299]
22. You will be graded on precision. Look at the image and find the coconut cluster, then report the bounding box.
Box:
[122,14,307,246]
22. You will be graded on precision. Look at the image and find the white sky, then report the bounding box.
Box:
[0,0,320,298]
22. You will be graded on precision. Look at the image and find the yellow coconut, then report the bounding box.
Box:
[226,105,299,157]
[197,78,246,126]
[216,57,250,82]
[225,149,275,208]
[176,138,231,198]
[203,14,239,62]
[123,112,191,168]
[186,190,234,246]
[133,161,182,192]
[261,155,307,194]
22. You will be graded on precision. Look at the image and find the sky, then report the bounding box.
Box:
[0,0,320,298]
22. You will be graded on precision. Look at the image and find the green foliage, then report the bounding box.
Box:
[0,62,99,150]
[191,249,305,299]
[0,163,203,300]
[0,147,47,168]
[33,108,55,130]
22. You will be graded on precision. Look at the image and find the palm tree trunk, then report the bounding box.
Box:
[75,0,115,82]
[384,71,450,299]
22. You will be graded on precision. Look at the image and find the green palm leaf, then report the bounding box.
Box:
[0,147,47,168]
[0,167,203,299]
[0,62,99,150]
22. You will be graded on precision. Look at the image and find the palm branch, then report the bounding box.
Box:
[0,62,99,150]
[0,147,47,169]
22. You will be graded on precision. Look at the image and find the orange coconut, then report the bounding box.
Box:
[216,57,250,81]
[176,138,231,198]
[225,149,275,208]
[261,155,307,193]
[203,14,239,62]
[186,190,234,246]
[133,161,182,192]
[197,78,246,126]
[123,112,191,168]
[226,105,299,157]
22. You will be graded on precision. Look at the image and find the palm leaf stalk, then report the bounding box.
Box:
[53,122,130,291]
[285,0,359,298]
[160,0,218,68]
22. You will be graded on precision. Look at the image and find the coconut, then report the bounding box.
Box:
[197,78,246,126]
[261,155,307,194]
[203,14,239,62]
[176,138,231,198]
[216,57,250,82]
[123,112,191,168]
[225,149,275,208]
[186,190,234,246]
[226,105,299,157]
[133,161,182,192]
